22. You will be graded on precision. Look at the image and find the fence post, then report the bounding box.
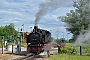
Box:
[12,45,13,53]
[58,45,61,54]
[2,36,4,54]
[80,46,82,55]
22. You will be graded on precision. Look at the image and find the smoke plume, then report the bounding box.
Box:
[75,30,90,45]
[35,0,74,26]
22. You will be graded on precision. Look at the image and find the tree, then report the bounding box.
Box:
[59,0,90,41]
[0,23,18,42]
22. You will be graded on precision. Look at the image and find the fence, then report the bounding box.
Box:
[76,46,90,56]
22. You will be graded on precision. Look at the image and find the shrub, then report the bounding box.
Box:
[61,48,69,54]
[60,46,77,55]
[70,48,77,55]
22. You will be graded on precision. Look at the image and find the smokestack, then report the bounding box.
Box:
[34,26,38,32]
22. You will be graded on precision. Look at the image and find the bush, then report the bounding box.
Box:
[60,46,77,55]
[61,48,69,54]
[70,48,77,55]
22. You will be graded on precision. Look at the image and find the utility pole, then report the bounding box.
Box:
[57,31,58,40]
[22,24,24,43]
[67,33,70,40]
[62,32,64,39]
[2,36,4,54]
[16,28,20,54]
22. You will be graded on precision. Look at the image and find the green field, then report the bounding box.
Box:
[47,54,90,60]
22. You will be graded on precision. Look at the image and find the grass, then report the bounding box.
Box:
[44,54,90,60]
[21,43,27,48]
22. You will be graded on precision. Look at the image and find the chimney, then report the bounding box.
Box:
[34,26,38,32]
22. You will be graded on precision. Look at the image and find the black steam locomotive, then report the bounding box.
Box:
[26,26,51,54]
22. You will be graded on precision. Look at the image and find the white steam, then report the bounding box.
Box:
[75,30,90,45]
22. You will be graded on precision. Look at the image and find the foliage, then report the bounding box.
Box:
[58,0,90,42]
[21,43,27,48]
[60,43,90,55]
[7,42,13,45]
[80,44,90,55]
[0,23,18,43]
[60,44,77,55]
[47,54,90,60]
[61,47,69,54]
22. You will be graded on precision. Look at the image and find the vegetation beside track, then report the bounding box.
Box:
[44,54,90,60]
[43,43,90,60]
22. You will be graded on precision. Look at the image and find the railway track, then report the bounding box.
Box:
[15,56,34,60]
[14,53,35,60]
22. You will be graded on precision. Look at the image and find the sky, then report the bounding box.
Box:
[0,0,76,40]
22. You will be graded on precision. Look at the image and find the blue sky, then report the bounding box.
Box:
[0,0,76,40]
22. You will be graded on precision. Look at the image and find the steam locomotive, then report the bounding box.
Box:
[26,26,51,54]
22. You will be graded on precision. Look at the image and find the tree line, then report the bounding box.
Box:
[0,23,18,42]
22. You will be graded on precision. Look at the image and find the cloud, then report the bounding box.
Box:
[0,0,75,39]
